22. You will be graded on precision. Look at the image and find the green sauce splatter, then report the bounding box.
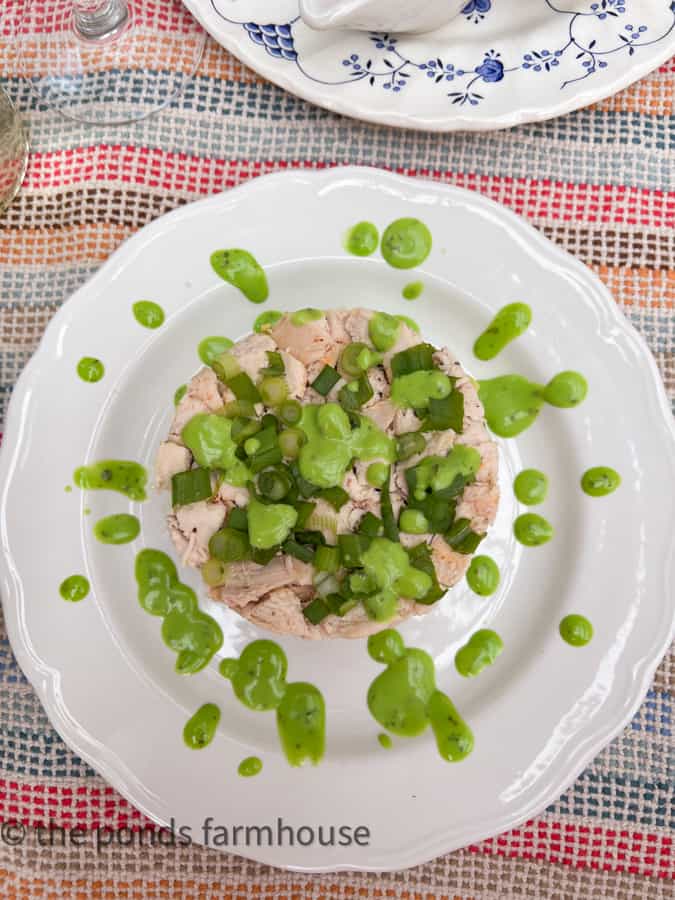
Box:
[396,314,420,333]
[183,703,220,749]
[135,549,223,674]
[94,514,140,545]
[64,485,72,493]
[360,538,432,621]
[367,629,473,762]
[73,460,147,501]
[369,311,401,351]
[132,301,165,329]
[290,308,322,326]
[248,497,297,549]
[514,513,553,547]
[238,756,263,777]
[559,615,593,647]
[402,281,424,301]
[381,218,432,270]
[345,221,379,257]
[210,249,269,304]
[254,310,283,333]
[174,384,187,406]
[513,469,549,506]
[59,575,89,602]
[473,303,532,361]
[220,640,325,767]
[455,629,503,677]
[466,555,500,596]
[478,371,587,438]
[581,467,621,497]
[77,357,104,383]
[377,733,392,749]
[391,370,452,409]
[198,335,233,367]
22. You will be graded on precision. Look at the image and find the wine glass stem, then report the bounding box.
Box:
[73,0,130,41]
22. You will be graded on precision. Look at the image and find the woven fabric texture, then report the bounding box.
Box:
[0,17,673,900]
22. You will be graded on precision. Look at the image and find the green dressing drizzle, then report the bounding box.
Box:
[174,384,187,406]
[402,281,424,301]
[254,310,283,333]
[411,446,481,500]
[77,357,104,383]
[132,301,165,329]
[478,371,587,438]
[94,514,140,545]
[198,336,233,367]
[378,733,393,749]
[473,303,532,361]
[559,615,593,647]
[513,469,548,506]
[381,218,432,270]
[291,308,323,326]
[183,703,220,749]
[544,371,588,408]
[466,555,500,596]
[455,629,504,677]
[135,549,223,674]
[345,221,379,257]
[514,513,553,547]
[238,756,263,777]
[396,314,420,333]
[581,467,621,497]
[248,497,297,549]
[59,575,90,602]
[210,249,269,304]
[391,370,452,409]
[369,312,400,351]
[360,538,432,621]
[73,460,147,501]
[367,630,473,762]
[64,485,72,493]
[181,414,250,486]
[220,640,325,767]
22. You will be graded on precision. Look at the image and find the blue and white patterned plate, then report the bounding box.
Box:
[182,0,675,130]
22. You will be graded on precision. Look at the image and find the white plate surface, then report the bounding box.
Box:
[1,167,674,872]
[182,0,675,131]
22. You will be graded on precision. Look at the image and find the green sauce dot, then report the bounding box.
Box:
[291,308,323,326]
[174,384,187,406]
[345,221,379,257]
[64,485,72,493]
[543,371,588,408]
[377,733,393,750]
[184,703,221,749]
[77,357,104,383]
[59,575,89,602]
[466,555,500,596]
[396,314,420,333]
[402,281,424,301]
[198,336,233,367]
[473,303,532,361]
[381,218,432,270]
[581,467,621,497]
[93,514,140,545]
[513,469,549,506]
[238,756,263,777]
[132,301,165,329]
[559,615,593,647]
[254,310,283,333]
[210,249,269,304]
[513,513,553,547]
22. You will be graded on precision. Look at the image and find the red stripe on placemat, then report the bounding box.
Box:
[24,150,675,229]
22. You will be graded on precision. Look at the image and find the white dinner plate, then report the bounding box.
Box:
[182,0,675,131]
[1,167,674,872]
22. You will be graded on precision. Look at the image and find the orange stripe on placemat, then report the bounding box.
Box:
[593,265,675,307]
[0,224,132,265]
[596,70,675,115]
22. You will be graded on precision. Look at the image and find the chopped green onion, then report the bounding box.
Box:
[294,529,326,546]
[290,462,317,497]
[406,543,445,605]
[358,512,382,537]
[399,509,429,534]
[314,571,341,598]
[338,533,371,568]
[338,374,374,411]
[395,432,426,461]
[212,351,241,381]
[314,545,340,573]
[278,427,306,459]
[391,343,435,377]
[227,372,262,404]
[279,399,302,425]
[261,413,279,432]
[258,467,293,501]
[340,343,370,377]
[318,486,349,511]
[249,446,283,473]
[379,467,399,542]
[222,399,255,419]
[171,468,212,506]
[423,390,464,433]
[259,375,288,407]
[311,364,341,396]
[231,417,262,443]
[445,518,485,554]
[349,571,377,595]
[209,527,251,563]
[261,351,285,376]
[227,507,248,531]
[303,598,330,625]
[251,546,278,565]
[282,540,315,563]
[294,501,316,529]
[202,558,228,587]
[336,596,359,617]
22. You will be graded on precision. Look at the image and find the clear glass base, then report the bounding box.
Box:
[18,1,206,125]
[0,89,29,217]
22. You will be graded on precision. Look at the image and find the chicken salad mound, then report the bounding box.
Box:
[155,308,499,639]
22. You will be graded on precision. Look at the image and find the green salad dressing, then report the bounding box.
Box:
[378,733,393,749]
[132,301,165,329]
[210,249,269,304]
[291,308,323,326]
[581,467,621,497]
[514,513,553,547]
[135,549,223,674]
[73,460,148,501]
[183,703,221,749]
[59,575,90,603]
[455,629,504,677]
[411,446,481,500]
[360,538,432,621]
[381,218,432,270]
[64,485,72,493]
[559,614,593,647]
[396,314,420,333]
[220,640,325,766]
[402,281,424,301]
[248,497,297,549]
[298,403,394,489]
[198,336,233,366]
[367,630,473,762]
[466,555,500,596]
[513,469,549,506]
[181,414,250,486]
[478,371,587,438]
[174,384,187,406]
[345,221,379,257]
[391,370,452,409]
[94,514,140,545]
[473,303,532,361]
[369,311,401,351]
[77,357,104,383]
[254,310,283,333]
[238,756,263,777]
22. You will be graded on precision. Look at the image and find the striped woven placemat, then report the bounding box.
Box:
[0,19,673,899]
